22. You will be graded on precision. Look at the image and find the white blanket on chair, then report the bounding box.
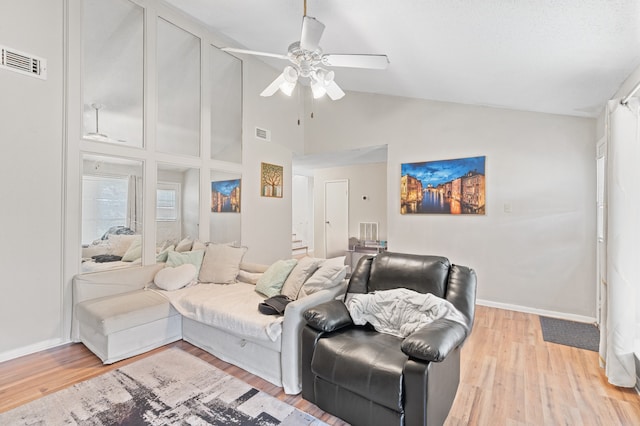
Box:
[345,288,467,338]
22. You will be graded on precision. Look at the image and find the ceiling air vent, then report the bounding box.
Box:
[255,127,271,141]
[1,45,47,80]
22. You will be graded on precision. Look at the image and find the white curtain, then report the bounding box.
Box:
[599,99,639,387]
[127,175,142,233]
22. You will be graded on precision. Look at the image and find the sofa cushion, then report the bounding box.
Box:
[280,257,322,300]
[312,328,407,412]
[167,250,205,274]
[199,244,247,284]
[158,282,284,343]
[175,237,193,252]
[298,256,347,298]
[255,259,298,297]
[75,290,178,335]
[107,234,139,257]
[156,244,174,262]
[191,240,207,251]
[121,237,142,262]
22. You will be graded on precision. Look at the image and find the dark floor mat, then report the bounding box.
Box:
[539,316,599,352]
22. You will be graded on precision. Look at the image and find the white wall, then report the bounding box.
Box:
[292,175,314,251]
[306,92,597,319]
[239,59,301,264]
[239,57,302,264]
[313,163,387,258]
[0,0,65,359]
[241,139,293,264]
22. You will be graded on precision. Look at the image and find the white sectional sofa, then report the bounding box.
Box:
[72,255,347,395]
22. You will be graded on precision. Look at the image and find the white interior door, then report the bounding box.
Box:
[324,180,349,258]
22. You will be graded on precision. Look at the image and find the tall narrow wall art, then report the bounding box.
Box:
[211,179,241,212]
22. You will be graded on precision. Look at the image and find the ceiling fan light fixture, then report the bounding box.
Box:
[278,65,299,96]
[283,65,299,83]
[311,80,327,99]
[279,80,297,96]
[316,68,334,84]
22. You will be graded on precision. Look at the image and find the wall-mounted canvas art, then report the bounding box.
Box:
[211,179,241,213]
[260,162,283,198]
[401,156,486,215]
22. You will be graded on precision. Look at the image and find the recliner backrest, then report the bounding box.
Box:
[347,252,451,298]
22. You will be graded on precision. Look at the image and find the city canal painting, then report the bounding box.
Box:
[211,179,241,213]
[401,156,486,215]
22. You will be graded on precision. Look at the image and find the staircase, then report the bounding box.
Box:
[292,233,308,256]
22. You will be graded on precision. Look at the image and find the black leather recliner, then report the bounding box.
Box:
[301,252,477,426]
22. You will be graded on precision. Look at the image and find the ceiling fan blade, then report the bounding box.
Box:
[260,73,286,97]
[300,16,325,51]
[322,54,390,70]
[221,47,288,60]
[325,80,345,101]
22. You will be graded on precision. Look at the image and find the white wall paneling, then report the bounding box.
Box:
[0,0,298,361]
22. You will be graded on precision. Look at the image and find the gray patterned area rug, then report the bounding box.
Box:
[0,348,326,425]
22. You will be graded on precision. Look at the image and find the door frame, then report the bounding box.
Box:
[596,136,607,326]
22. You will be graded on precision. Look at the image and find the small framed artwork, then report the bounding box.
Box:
[401,156,486,215]
[260,162,283,198]
[211,179,241,212]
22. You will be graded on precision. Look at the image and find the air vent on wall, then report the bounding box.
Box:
[1,45,47,80]
[359,222,378,242]
[255,127,271,141]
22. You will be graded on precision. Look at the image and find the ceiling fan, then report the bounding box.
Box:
[221,1,389,101]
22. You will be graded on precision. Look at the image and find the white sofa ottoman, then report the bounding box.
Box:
[75,288,182,364]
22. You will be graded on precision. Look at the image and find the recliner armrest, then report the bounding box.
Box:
[303,300,353,332]
[401,318,467,362]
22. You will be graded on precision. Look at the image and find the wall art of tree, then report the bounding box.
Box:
[261,162,283,198]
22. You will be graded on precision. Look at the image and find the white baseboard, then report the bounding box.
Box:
[0,338,69,363]
[476,299,597,324]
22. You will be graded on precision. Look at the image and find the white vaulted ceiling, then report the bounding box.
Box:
[164,0,640,118]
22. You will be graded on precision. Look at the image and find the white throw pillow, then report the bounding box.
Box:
[175,237,193,253]
[154,264,197,291]
[107,234,139,257]
[298,256,347,298]
[280,257,323,300]
[192,240,207,251]
[121,237,142,262]
[198,244,247,284]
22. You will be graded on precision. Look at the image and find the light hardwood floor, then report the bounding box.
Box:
[1,305,639,425]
